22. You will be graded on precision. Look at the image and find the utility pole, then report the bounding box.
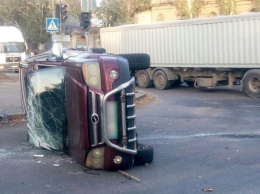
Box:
[52,0,55,17]
[81,0,91,50]
[60,0,62,43]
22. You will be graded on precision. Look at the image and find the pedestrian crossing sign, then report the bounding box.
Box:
[46,18,59,32]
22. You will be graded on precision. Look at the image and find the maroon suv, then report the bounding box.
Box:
[19,44,153,170]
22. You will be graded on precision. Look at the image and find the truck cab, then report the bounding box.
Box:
[0,26,27,72]
[19,43,153,170]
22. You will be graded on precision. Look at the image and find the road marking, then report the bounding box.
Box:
[238,106,260,108]
[139,132,260,141]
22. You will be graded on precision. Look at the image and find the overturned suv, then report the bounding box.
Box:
[19,44,153,170]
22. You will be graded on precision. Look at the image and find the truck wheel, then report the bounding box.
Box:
[136,70,153,88]
[118,53,150,71]
[243,71,260,98]
[153,70,172,90]
[134,144,153,166]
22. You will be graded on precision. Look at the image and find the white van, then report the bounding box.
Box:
[0,26,27,72]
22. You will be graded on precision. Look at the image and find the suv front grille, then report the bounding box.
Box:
[88,92,103,146]
[102,77,137,154]
[88,78,137,154]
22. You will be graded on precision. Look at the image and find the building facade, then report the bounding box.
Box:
[136,0,256,23]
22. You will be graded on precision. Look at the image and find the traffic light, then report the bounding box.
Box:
[55,4,60,20]
[61,4,68,22]
[80,12,91,30]
[55,4,68,23]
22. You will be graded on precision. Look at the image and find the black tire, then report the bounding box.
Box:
[134,144,153,166]
[136,70,153,88]
[153,70,172,90]
[118,53,150,71]
[243,72,260,98]
[90,47,106,54]
[186,81,195,87]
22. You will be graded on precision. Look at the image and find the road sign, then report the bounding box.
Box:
[46,18,59,33]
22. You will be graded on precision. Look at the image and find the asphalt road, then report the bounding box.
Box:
[136,85,260,194]
[1,83,260,194]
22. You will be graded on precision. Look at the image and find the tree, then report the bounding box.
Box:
[174,0,205,19]
[191,0,205,18]
[219,0,237,15]
[63,0,81,19]
[0,0,52,51]
[94,0,151,27]
[252,0,260,12]
[174,0,190,19]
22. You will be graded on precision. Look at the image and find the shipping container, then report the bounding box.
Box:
[100,13,260,98]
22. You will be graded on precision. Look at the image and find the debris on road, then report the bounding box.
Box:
[34,155,44,158]
[0,114,27,124]
[202,188,214,192]
[118,170,141,182]
[135,93,155,107]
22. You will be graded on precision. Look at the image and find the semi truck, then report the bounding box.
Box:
[100,13,260,98]
[19,43,153,170]
[0,26,26,72]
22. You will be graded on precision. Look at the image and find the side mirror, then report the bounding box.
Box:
[51,42,63,59]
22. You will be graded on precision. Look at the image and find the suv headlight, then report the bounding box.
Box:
[86,148,104,169]
[82,62,101,90]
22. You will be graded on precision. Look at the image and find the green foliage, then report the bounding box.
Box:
[219,0,237,15]
[94,0,151,27]
[175,0,205,19]
[64,0,81,19]
[252,0,260,11]
[174,0,190,19]
[191,0,205,18]
[0,0,52,50]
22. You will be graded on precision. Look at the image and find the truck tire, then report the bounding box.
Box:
[153,70,172,90]
[118,53,150,71]
[136,70,153,88]
[134,144,153,166]
[243,71,260,98]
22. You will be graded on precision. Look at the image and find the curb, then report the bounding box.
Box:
[0,114,26,124]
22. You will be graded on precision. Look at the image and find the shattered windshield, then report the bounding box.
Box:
[26,67,67,150]
[0,42,26,53]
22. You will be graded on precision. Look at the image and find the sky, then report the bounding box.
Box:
[96,0,102,7]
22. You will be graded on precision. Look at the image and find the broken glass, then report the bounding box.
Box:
[26,66,67,150]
